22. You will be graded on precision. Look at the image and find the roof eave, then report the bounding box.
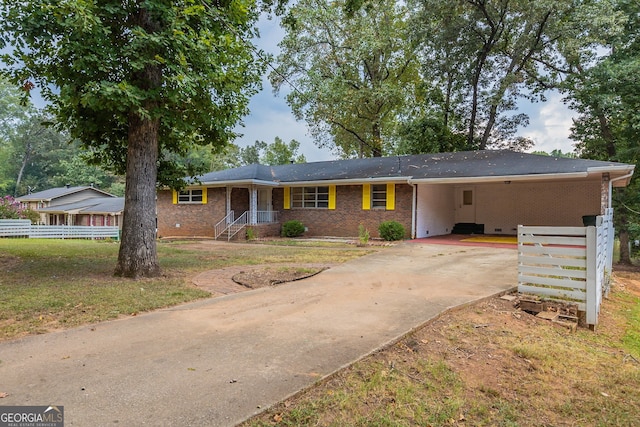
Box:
[408,172,589,184]
[196,179,280,187]
[278,176,412,186]
[588,165,635,187]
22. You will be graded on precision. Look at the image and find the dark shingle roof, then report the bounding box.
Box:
[37,197,124,214]
[17,186,115,201]
[197,150,633,184]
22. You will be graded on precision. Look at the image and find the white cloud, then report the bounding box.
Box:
[519,92,577,155]
[233,87,334,162]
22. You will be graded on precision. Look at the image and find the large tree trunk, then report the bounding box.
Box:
[114,4,162,278]
[14,141,31,197]
[619,229,632,265]
[114,110,161,278]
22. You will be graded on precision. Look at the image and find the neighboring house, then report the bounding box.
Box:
[17,185,124,228]
[156,150,635,240]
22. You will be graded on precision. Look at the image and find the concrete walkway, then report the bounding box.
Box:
[0,242,517,426]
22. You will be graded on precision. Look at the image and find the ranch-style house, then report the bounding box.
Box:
[155,150,635,240]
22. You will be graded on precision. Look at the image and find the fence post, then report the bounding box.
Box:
[585,225,598,329]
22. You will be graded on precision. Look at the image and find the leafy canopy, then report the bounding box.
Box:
[0,0,265,188]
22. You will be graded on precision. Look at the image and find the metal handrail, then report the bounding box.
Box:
[226,211,248,240]
[214,210,234,239]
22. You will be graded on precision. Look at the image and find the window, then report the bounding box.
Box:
[178,189,203,204]
[462,190,473,205]
[371,184,387,208]
[362,183,395,210]
[291,187,329,208]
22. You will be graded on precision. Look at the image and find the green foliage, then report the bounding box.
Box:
[262,137,306,165]
[239,138,306,165]
[411,0,567,151]
[557,0,640,262]
[0,0,265,184]
[1,0,266,276]
[0,195,34,220]
[378,220,405,241]
[272,0,420,158]
[531,150,576,159]
[246,227,257,241]
[281,220,305,238]
[240,141,267,165]
[358,224,370,246]
[0,78,123,197]
[394,115,469,155]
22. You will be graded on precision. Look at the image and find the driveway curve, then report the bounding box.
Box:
[0,241,517,426]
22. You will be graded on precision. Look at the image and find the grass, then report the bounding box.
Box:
[0,238,370,341]
[242,270,640,427]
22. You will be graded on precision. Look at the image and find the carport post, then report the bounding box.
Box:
[585,225,598,329]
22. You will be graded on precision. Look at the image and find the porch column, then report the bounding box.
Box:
[226,186,232,221]
[250,185,258,225]
[601,173,610,214]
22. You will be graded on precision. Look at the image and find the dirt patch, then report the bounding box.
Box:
[191,263,335,295]
[232,266,328,289]
[0,255,21,272]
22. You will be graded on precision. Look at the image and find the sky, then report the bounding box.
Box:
[231,15,580,163]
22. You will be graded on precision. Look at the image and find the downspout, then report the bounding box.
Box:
[608,172,634,209]
[408,180,417,239]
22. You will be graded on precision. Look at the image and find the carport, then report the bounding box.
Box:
[409,162,633,239]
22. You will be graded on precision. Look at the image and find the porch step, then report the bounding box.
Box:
[452,223,485,235]
[216,224,246,241]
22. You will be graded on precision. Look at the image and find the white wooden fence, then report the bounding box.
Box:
[518,209,614,328]
[0,219,119,240]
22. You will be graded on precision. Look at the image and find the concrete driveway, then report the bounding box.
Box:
[0,241,517,426]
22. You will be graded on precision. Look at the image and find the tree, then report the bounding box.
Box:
[209,143,243,171]
[237,137,306,165]
[1,1,264,277]
[272,0,421,158]
[0,195,38,221]
[10,113,68,196]
[559,0,640,263]
[240,140,267,165]
[50,150,124,194]
[261,137,306,165]
[410,0,568,150]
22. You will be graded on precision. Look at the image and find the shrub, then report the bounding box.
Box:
[358,224,370,246]
[281,220,305,237]
[378,220,405,241]
[246,227,257,241]
[0,195,37,222]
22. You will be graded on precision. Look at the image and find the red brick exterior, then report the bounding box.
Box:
[156,188,226,238]
[276,184,412,239]
[156,184,413,239]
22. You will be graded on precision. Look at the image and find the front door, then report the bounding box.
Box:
[455,187,476,223]
[257,188,273,223]
[258,188,271,211]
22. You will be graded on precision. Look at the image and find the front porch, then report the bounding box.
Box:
[213,185,280,240]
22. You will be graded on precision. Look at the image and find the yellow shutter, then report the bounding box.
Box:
[328,185,336,210]
[201,188,207,204]
[362,184,371,210]
[386,183,395,210]
[172,190,178,204]
[284,187,290,209]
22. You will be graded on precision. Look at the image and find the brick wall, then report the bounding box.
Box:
[276,184,412,239]
[156,188,226,238]
[157,184,413,239]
